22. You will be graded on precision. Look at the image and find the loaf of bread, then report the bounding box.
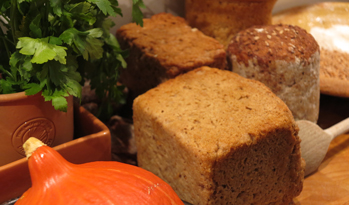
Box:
[185,0,277,48]
[273,2,349,98]
[227,24,320,123]
[133,66,305,205]
[116,13,226,97]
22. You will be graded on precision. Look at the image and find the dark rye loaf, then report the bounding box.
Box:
[116,13,226,97]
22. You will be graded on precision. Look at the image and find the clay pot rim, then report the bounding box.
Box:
[0,91,40,103]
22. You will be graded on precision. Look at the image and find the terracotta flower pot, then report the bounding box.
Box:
[185,0,278,48]
[0,92,74,166]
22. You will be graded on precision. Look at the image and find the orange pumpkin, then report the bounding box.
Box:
[15,137,184,205]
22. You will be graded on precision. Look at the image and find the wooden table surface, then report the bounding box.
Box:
[293,94,349,204]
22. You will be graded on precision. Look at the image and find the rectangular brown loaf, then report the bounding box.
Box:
[133,66,305,205]
[116,13,226,97]
[185,0,277,48]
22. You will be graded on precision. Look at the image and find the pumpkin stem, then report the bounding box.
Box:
[23,137,46,159]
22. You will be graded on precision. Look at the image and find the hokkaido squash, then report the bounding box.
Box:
[15,137,184,205]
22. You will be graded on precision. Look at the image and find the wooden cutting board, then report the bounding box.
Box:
[293,94,349,204]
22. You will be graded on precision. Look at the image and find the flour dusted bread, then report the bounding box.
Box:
[116,13,226,97]
[133,67,305,205]
[273,2,349,98]
[185,0,277,48]
[227,24,320,123]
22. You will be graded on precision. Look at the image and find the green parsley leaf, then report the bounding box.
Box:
[46,61,66,87]
[67,2,96,26]
[132,0,145,26]
[116,53,127,68]
[87,0,117,16]
[65,77,82,98]
[59,28,104,60]
[42,89,69,112]
[29,13,42,38]
[50,0,63,17]
[16,37,67,64]
[0,78,15,93]
[49,36,63,46]
[104,32,120,49]
[24,82,43,95]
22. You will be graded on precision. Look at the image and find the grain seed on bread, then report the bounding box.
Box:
[227,24,320,123]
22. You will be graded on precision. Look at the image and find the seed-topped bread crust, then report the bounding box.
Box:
[227,24,319,68]
[227,24,320,123]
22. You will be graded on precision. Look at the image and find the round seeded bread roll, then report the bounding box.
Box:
[227,24,320,123]
[273,2,349,98]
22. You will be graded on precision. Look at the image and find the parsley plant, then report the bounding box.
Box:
[0,0,144,113]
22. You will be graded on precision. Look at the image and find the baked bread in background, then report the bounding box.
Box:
[133,66,305,205]
[185,0,278,48]
[273,2,349,98]
[227,24,320,123]
[116,13,226,98]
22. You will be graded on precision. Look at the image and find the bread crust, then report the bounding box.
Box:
[133,66,305,205]
[227,24,320,123]
[116,13,226,97]
[185,0,277,48]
